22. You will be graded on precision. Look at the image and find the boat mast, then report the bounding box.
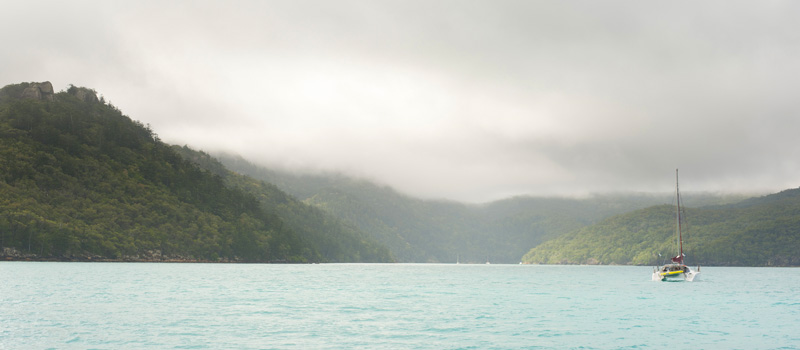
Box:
[676,169,683,264]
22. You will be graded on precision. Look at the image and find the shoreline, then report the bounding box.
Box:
[1,255,306,264]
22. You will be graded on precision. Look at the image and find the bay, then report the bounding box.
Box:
[1,262,798,349]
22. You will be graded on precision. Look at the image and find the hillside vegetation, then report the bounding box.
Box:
[5,81,790,266]
[219,154,797,266]
[218,155,746,263]
[0,82,391,262]
[522,189,800,266]
[172,146,392,263]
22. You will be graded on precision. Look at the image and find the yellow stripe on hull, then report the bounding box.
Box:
[660,270,685,277]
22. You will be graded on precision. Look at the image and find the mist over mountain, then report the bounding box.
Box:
[7,2,800,202]
[3,81,796,266]
[217,153,754,263]
[172,146,393,263]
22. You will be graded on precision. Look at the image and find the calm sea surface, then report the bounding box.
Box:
[1,262,798,349]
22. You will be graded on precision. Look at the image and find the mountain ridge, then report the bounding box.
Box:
[521,188,800,266]
[216,153,760,263]
[4,81,795,266]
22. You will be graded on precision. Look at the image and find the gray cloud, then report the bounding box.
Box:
[3,1,799,202]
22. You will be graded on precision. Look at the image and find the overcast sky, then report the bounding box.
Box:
[3,1,800,202]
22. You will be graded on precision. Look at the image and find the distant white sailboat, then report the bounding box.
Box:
[652,169,700,282]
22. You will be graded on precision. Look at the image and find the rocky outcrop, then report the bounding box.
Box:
[0,81,56,102]
[20,81,55,101]
[67,85,99,103]
[0,82,101,104]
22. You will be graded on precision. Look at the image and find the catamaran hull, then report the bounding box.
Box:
[652,269,699,282]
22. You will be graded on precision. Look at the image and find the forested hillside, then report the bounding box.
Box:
[0,82,390,262]
[172,146,392,263]
[217,154,745,263]
[4,81,793,266]
[522,188,800,266]
[215,155,492,262]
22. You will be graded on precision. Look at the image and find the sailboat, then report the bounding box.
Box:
[652,169,700,282]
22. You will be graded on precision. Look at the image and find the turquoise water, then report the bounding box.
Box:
[1,263,798,349]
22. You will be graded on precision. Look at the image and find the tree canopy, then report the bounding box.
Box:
[0,82,391,263]
[522,189,800,266]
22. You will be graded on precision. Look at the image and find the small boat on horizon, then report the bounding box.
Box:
[652,169,700,282]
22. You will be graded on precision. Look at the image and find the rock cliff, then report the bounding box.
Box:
[0,81,56,102]
[67,85,99,103]
[0,82,100,104]
[21,81,55,101]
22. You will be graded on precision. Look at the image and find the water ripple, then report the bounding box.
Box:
[1,263,798,349]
